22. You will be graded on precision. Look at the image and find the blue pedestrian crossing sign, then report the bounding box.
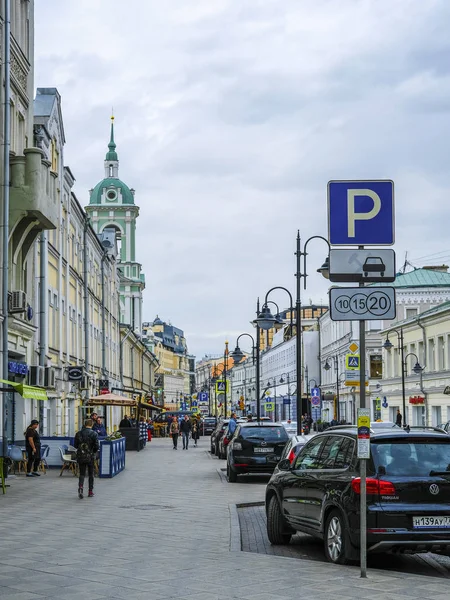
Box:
[215,380,229,393]
[328,180,394,246]
[346,354,360,370]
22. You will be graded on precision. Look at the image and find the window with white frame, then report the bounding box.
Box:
[438,337,445,371]
[428,339,436,371]
[432,406,442,427]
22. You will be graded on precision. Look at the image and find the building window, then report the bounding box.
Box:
[369,355,382,379]
[438,337,445,371]
[405,307,418,320]
[432,406,442,427]
[51,138,59,172]
[428,339,436,371]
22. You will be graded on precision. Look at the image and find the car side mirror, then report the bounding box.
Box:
[278,458,291,471]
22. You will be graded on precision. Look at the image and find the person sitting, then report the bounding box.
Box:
[387,444,418,475]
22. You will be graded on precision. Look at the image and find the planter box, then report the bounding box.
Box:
[99,438,126,478]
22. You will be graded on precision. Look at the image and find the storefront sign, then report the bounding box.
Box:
[8,361,28,376]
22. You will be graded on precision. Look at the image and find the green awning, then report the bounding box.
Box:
[0,379,48,401]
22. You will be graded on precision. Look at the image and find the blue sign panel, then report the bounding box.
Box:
[198,392,208,402]
[328,180,394,246]
[8,361,28,376]
[283,397,291,405]
[311,387,320,398]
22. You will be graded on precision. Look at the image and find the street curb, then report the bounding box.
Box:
[229,502,265,553]
[229,503,242,552]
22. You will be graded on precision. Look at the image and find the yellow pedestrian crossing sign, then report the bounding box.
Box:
[265,402,274,411]
[346,354,360,370]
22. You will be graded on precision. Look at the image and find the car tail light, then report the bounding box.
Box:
[351,477,396,495]
[223,437,229,445]
[287,449,296,464]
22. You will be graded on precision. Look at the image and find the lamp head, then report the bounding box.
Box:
[254,304,276,331]
[230,345,244,364]
[413,362,423,375]
[383,338,393,350]
[324,360,331,371]
[317,256,330,279]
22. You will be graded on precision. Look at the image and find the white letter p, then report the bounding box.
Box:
[347,189,381,238]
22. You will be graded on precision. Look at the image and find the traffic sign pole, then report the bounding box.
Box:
[359,263,367,579]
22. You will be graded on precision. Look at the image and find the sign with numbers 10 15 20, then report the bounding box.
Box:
[329,287,396,321]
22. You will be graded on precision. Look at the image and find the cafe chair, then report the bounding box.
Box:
[59,445,78,477]
[39,445,50,474]
[8,445,27,475]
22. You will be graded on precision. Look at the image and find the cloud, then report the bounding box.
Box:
[34,0,450,357]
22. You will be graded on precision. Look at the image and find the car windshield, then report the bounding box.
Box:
[241,426,288,442]
[372,440,450,477]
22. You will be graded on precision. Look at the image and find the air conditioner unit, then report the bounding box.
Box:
[80,376,90,390]
[44,367,56,388]
[29,366,45,387]
[9,290,27,314]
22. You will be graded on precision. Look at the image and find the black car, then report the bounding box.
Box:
[265,426,450,564]
[201,417,217,436]
[210,420,229,456]
[226,422,289,482]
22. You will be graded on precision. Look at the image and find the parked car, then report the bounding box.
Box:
[272,435,307,476]
[281,421,298,437]
[265,425,450,564]
[201,417,217,436]
[210,420,229,455]
[226,422,289,482]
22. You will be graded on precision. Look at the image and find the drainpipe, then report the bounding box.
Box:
[101,250,107,378]
[1,0,11,457]
[39,233,48,366]
[417,318,428,425]
[83,218,89,392]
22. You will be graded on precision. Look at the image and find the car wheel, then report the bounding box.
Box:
[227,464,237,483]
[324,509,350,564]
[267,496,291,545]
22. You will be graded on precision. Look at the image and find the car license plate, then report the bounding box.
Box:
[413,516,450,529]
[254,447,273,453]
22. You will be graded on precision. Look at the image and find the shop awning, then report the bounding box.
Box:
[0,379,48,401]
[88,393,136,407]
[139,401,163,411]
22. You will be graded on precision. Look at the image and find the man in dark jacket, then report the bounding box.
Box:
[74,419,99,499]
[180,415,192,450]
[119,414,131,428]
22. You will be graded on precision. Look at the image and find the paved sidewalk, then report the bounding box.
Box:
[1,438,450,599]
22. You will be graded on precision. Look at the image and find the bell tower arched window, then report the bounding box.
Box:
[109,164,113,176]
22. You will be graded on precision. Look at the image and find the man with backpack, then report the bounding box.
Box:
[74,418,99,499]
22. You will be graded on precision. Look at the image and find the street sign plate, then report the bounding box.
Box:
[265,402,274,411]
[198,392,208,402]
[329,249,396,283]
[329,287,396,321]
[283,397,291,405]
[357,408,371,459]
[349,341,359,353]
[311,387,320,397]
[346,354,360,370]
[328,180,394,246]
[311,396,320,406]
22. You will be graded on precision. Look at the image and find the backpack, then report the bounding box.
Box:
[76,431,95,464]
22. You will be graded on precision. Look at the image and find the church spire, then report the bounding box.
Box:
[105,114,118,161]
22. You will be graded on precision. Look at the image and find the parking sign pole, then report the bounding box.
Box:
[359,267,368,578]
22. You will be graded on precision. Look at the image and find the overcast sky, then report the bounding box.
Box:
[35,1,450,359]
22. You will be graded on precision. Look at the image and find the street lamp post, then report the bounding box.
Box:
[383,329,423,426]
[279,372,292,421]
[325,357,340,422]
[230,332,260,420]
[255,231,330,436]
[267,378,278,420]
[223,341,229,417]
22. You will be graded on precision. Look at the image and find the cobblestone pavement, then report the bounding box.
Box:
[238,504,450,578]
[1,438,450,600]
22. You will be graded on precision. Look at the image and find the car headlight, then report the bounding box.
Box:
[233,442,242,450]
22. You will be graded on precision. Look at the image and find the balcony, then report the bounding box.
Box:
[9,148,57,261]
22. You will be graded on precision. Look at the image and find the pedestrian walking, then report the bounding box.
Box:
[25,419,41,478]
[139,416,147,449]
[396,409,402,427]
[170,417,179,449]
[147,418,153,442]
[74,418,99,499]
[228,413,237,437]
[180,415,192,449]
[192,419,200,447]
[167,414,173,436]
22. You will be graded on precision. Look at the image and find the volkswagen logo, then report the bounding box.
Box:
[429,484,440,495]
[261,441,267,447]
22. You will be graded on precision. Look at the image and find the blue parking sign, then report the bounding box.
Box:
[328,180,394,246]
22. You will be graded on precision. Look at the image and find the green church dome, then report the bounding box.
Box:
[89,178,135,205]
